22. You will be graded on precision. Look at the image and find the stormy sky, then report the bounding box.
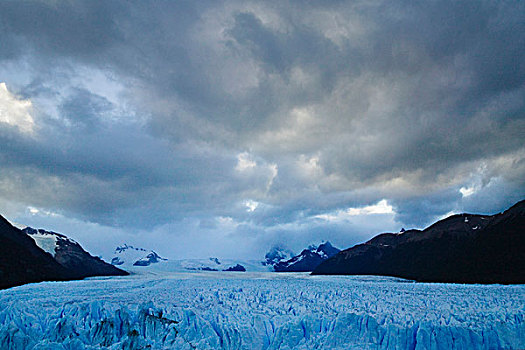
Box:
[0,0,524,260]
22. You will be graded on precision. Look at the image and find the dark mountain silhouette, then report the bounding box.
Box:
[23,227,128,279]
[0,215,74,289]
[223,264,246,272]
[313,200,525,284]
[0,215,127,290]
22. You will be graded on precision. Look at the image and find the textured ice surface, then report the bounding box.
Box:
[0,272,523,349]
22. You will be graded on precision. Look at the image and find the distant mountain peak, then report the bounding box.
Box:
[262,245,295,267]
[209,257,221,265]
[133,251,167,266]
[111,244,167,267]
[273,241,340,272]
[115,243,147,254]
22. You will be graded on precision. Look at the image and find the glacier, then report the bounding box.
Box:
[0,272,523,349]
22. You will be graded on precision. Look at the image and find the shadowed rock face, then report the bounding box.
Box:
[133,251,167,266]
[0,216,73,289]
[274,242,340,272]
[313,200,525,284]
[23,227,129,279]
[223,264,246,272]
[0,215,127,290]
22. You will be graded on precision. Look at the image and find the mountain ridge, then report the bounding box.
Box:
[0,215,127,290]
[312,200,525,284]
[274,241,340,272]
[23,227,128,279]
[0,215,75,289]
[110,243,168,267]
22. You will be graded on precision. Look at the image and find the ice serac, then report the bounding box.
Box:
[313,199,525,284]
[23,227,128,279]
[274,242,340,272]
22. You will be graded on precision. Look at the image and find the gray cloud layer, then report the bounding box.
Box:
[0,0,524,257]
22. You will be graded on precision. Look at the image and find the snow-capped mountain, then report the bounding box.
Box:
[313,199,525,284]
[110,247,267,273]
[0,215,73,289]
[110,244,167,267]
[133,251,167,266]
[23,227,128,279]
[23,227,78,257]
[262,246,295,268]
[111,243,273,273]
[0,215,127,290]
[274,242,340,272]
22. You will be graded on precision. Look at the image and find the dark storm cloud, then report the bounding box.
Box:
[0,0,524,254]
[0,1,124,59]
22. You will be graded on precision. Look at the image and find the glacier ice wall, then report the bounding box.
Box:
[0,274,523,349]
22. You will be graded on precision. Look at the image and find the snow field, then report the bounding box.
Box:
[0,273,523,349]
[28,233,58,257]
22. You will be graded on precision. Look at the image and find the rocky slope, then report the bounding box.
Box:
[0,215,128,289]
[313,200,525,284]
[0,215,74,289]
[23,227,128,279]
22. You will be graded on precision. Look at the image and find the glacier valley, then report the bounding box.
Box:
[0,272,523,349]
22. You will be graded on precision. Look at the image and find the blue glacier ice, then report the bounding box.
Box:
[0,272,523,349]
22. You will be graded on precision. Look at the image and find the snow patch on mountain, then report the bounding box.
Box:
[29,232,58,256]
[25,228,78,257]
